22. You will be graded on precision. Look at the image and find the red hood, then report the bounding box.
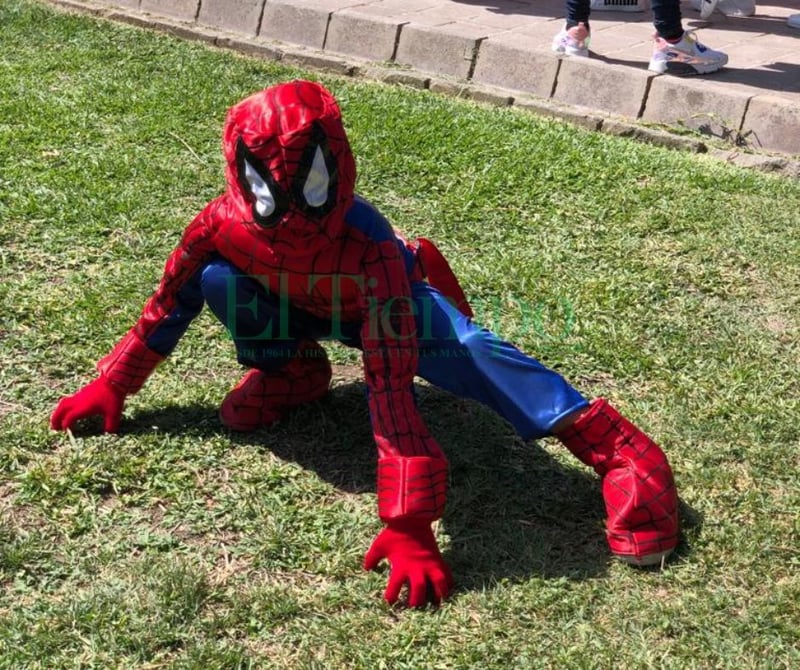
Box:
[221,80,356,255]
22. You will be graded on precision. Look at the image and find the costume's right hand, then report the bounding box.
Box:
[363,518,453,608]
[50,375,126,433]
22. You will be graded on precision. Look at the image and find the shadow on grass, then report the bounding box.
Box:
[118,380,703,590]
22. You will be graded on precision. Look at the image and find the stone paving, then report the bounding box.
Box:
[46,0,800,160]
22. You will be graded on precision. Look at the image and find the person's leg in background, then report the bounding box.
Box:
[648,0,729,74]
[651,0,684,40]
[553,0,729,75]
[552,0,592,58]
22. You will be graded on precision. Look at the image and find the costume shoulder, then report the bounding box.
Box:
[345,195,416,273]
[344,195,395,241]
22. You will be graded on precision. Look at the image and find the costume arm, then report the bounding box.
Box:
[360,242,448,523]
[98,197,222,394]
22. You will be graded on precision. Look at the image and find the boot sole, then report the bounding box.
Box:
[614,548,674,567]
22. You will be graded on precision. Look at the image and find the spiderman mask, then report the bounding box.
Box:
[222,80,356,250]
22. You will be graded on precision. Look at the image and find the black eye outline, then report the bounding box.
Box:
[291,121,339,218]
[235,138,290,228]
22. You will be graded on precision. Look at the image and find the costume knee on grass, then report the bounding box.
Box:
[51,80,678,607]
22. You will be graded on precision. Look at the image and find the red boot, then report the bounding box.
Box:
[556,399,679,566]
[219,341,332,432]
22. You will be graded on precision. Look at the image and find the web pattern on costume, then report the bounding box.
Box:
[559,399,679,558]
[219,340,333,431]
[109,81,446,471]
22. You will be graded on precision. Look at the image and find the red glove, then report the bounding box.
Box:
[50,375,126,433]
[363,518,453,607]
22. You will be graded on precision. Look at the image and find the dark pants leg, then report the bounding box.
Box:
[566,0,591,28]
[566,0,683,40]
[651,0,683,40]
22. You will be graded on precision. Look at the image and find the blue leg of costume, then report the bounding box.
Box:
[200,261,675,562]
[200,258,353,371]
[411,281,588,440]
[417,275,680,563]
[200,259,585,440]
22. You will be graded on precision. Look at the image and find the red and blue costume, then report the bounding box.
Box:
[51,80,678,607]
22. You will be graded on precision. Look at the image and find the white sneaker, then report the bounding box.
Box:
[648,31,728,75]
[552,23,591,58]
[692,0,754,18]
[696,0,720,19]
[789,14,800,29]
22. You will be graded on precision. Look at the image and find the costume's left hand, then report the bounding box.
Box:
[363,518,453,607]
[50,375,126,433]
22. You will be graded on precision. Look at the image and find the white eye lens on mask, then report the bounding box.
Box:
[244,159,276,217]
[302,145,331,208]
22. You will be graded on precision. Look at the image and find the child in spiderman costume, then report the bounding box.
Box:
[51,80,678,608]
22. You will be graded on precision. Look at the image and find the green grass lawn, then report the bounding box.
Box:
[2,1,799,668]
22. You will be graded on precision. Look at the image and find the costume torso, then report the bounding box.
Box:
[105,192,444,471]
[208,194,418,322]
[99,81,448,523]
